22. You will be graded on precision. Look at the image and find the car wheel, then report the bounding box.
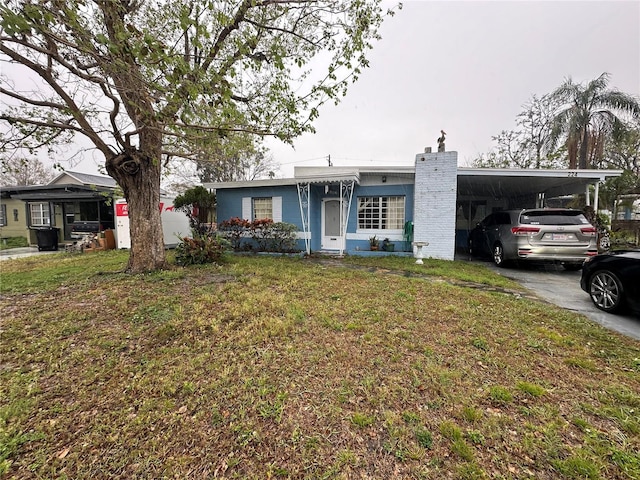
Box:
[589,270,624,313]
[599,234,610,251]
[492,243,507,267]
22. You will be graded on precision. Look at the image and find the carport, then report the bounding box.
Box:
[454,167,623,251]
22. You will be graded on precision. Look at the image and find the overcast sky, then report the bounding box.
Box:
[265,0,640,177]
[21,0,638,179]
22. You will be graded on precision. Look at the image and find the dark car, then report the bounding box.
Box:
[468,208,597,269]
[70,220,114,239]
[580,250,640,315]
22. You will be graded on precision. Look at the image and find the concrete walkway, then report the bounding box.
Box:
[0,247,61,261]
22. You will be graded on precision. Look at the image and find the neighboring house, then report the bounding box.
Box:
[206,151,621,260]
[615,192,640,221]
[0,171,118,246]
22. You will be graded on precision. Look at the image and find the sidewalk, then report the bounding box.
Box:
[0,247,61,261]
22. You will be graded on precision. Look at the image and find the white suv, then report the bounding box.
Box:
[468,209,598,269]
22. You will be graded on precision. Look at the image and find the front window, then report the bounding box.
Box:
[253,198,272,220]
[358,196,405,229]
[0,204,6,226]
[30,202,51,226]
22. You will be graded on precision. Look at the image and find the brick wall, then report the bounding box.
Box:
[413,151,458,260]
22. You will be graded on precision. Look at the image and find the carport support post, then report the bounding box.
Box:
[585,182,601,212]
[586,184,590,207]
[296,182,311,255]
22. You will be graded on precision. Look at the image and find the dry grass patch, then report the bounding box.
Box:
[1,252,639,479]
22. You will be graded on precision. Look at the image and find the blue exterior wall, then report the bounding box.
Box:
[345,182,414,252]
[215,180,415,253]
[216,185,302,224]
[216,185,306,251]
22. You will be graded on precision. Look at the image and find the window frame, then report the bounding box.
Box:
[29,202,51,227]
[0,204,6,226]
[357,195,405,231]
[252,197,273,221]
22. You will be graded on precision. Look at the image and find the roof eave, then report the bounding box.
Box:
[457,167,624,180]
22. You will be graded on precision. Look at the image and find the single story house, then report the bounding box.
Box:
[206,150,621,260]
[615,192,640,221]
[0,171,117,246]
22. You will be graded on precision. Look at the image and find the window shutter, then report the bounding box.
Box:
[242,197,251,220]
[272,196,282,222]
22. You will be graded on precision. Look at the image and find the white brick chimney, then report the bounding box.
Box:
[413,151,458,260]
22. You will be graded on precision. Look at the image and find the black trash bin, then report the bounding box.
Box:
[34,227,60,251]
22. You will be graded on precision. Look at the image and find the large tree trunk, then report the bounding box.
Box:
[567,137,578,169]
[578,128,590,169]
[97,1,168,273]
[106,143,167,273]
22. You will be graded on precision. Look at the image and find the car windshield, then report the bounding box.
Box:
[519,211,590,226]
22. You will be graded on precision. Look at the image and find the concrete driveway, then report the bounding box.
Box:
[463,256,640,341]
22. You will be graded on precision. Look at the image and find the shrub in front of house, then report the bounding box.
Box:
[218,217,251,251]
[249,218,274,251]
[217,218,299,253]
[265,222,298,252]
[174,235,229,266]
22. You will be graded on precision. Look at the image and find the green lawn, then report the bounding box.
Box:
[1,251,639,479]
[0,237,28,251]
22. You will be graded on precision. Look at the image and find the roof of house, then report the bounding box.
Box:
[6,163,623,198]
[1,170,117,200]
[203,166,417,190]
[204,165,622,199]
[48,170,117,188]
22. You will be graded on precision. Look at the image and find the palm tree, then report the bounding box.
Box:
[548,73,640,169]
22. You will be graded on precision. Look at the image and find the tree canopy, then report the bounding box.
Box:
[0,0,396,272]
[475,73,640,172]
[548,73,640,170]
[163,141,279,193]
[0,156,55,186]
[473,94,565,170]
[173,185,216,234]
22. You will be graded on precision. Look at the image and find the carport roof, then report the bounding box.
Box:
[456,168,622,198]
[204,166,622,198]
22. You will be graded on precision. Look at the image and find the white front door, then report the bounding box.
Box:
[322,199,345,250]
